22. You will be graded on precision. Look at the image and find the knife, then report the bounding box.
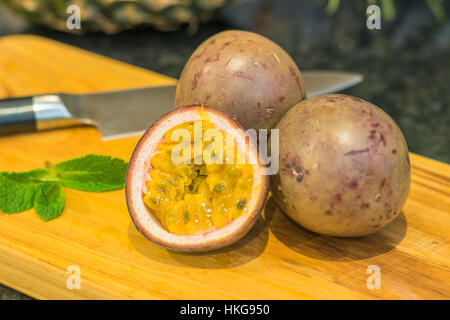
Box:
[0,71,362,140]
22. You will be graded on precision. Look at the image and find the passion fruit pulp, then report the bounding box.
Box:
[125,105,269,251]
[143,118,255,235]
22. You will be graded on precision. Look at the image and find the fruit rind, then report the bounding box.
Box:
[126,105,269,251]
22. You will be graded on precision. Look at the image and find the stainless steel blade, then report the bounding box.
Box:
[59,71,362,140]
[303,71,363,98]
[60,85,177,140]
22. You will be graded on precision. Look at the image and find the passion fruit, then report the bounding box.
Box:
[125,105,269,251]
[271,94,411,237]
[175,30,306,130]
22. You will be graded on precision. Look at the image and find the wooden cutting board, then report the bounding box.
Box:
[0,35,448,300]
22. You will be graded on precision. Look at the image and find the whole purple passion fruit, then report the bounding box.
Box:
[175,30,306,130]
[271,94,411,236]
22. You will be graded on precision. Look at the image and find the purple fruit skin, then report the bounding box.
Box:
[271,94,411,236]
[175,30,306,130]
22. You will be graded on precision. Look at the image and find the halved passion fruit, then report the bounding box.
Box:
[125,105,269,251]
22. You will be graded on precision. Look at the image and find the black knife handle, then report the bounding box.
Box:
[0,97,36,135]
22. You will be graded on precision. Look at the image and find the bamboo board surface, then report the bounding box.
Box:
[0,35,448,299]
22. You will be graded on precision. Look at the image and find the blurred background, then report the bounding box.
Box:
[0,0,448,165]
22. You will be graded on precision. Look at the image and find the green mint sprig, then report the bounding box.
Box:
[0,154,128,221]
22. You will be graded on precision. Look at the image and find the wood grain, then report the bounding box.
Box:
[0,35,449,300]
[0,35,176,98]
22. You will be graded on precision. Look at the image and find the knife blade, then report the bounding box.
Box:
[0,71,362,140]
[303,71,363,98]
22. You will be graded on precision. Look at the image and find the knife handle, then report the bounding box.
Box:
[0,97,36,135]
[0,95,77,136]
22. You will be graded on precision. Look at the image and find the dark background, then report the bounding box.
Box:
[1,0,449,163]
[0,0,449,299]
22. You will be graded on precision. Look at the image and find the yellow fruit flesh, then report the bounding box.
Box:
[143,118,254,236]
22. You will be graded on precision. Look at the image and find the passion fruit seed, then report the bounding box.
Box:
[183,210,191,223]
[236,199,247,210]
[150,197,161,206]
[158,183,168,194]
[214,182,226,193]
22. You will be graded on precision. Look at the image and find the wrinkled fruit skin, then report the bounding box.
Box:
[271,94,411,237]
[175,30,306,130]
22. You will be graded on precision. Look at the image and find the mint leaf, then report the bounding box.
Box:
[54,154,128,192]
[34,183,65,221]
[0,154,128,220]
[0,169,48,213]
